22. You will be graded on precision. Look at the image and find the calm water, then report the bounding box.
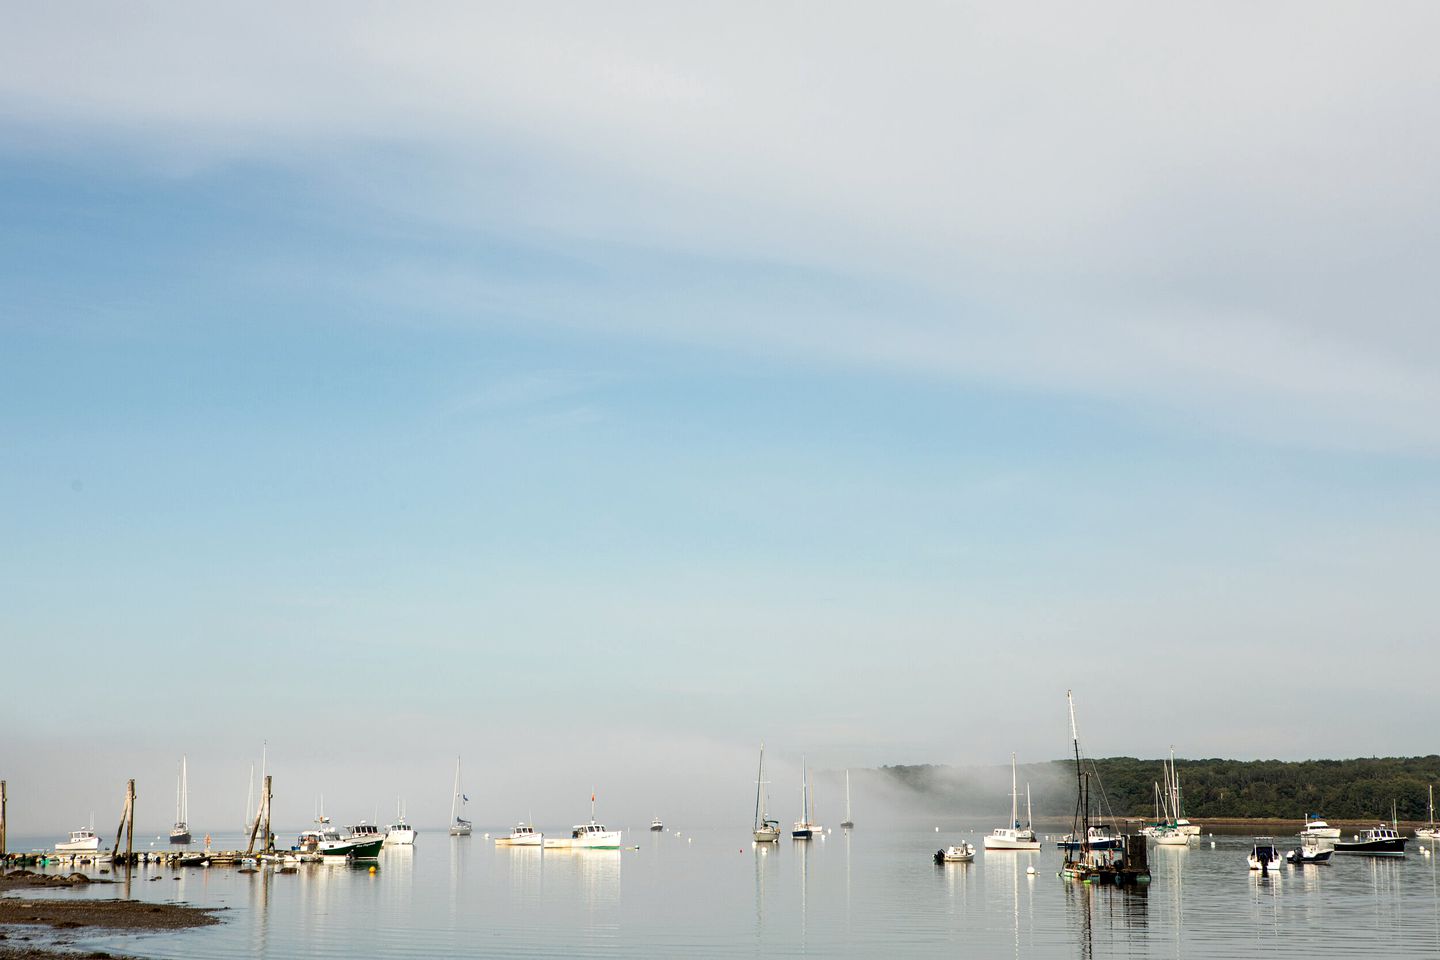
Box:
[9,824,1440,957]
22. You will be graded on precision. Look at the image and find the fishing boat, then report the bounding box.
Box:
[1057,824,1123,851]
[983,753,1040,850]
[170,755,192,845]
[934,842,975,863]
[1058,691,1147,884]
[1333,821,1408,856]
[296,819,383,860]
[449,757,472,837]
[791,756,822,840]
[384,802,416,845]
[1415,786,1438,840]
[840,769,855,829]
[1248,838,1283,872]
[1287,836,1333,864]
[495,822,542,846]
[1299,813,1341,840]
[650,817,664,832]
[753,742,781,842]
[343,822,386,857]
[56,823,101,853]
[545,791,622,849]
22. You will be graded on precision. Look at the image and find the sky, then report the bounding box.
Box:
[2,1,1439,837]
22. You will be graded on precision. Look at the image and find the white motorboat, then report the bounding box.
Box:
[1299,813,1341,840]
[1248,837,1283,871]
[495,822,542,846]
[56,827,101,853]
[650,816,664,832]
[753,742,781,842]
[170,755,192,845]
[983,754,1040,851]
[384,801,417,845]
[791,756,822,840]
[545,792,622,848]
[1287,836,1333,864]
[935,842,975,863]
[449,757,473,837]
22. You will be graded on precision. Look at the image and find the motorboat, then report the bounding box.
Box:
[753,742,781,842]
[495,822,542,846]
[1333,823,1407,856]
[650,817,664,832]
[934,842,975,863]
[983,754,1040,850]
[1248,838,1283,872]
[384,812,417,846]
[545,792,622,849]
[1287,836,1333,864]
[791,757,822,840]
[1299,814,1341,840]
[56,828,101,853]
[344,822,386,856]
[1057,824,1123,851]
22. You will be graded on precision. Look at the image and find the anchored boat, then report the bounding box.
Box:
[983,753,1039,851]
[753,742,781,842]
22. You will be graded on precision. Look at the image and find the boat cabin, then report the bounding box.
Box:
[347,823,383,838]
[572,822,610,838]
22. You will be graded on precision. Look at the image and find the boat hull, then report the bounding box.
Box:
[1333,838,1407,855]
[321,838,385,860]
[56,839,101,853]
[169,831,192,845]
[383,829,416,845]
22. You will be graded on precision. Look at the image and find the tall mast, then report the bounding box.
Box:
[182,755,188,824]
[175,759,182,824]
[801,756,809,825]
[845,770,851,821]
[1010,753,1019,829]
[451,757,461,822]
[754,743,766,829]
[1068,690,1086,847]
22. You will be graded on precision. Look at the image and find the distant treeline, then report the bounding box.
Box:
[881,756,1440,821]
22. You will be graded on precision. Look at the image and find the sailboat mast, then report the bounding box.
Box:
[754,743,766,829]
[1010,753,1019,829]
[845,769,851,821]
[1068,690,1086,845]
[451,757,460,822]
[182,755,188,824]
[176,759,182,823]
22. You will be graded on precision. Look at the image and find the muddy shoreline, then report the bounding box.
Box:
[0,870,219,960]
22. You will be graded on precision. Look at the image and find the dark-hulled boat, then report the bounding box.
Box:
[1333,824,1407,856]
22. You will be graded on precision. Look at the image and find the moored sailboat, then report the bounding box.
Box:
[753,743,780,842]
[170,755,192,845]
[1415,785,1438,841]
[1059,691,1147,884]
[983,753,1040,850]
[840,769,855,829]
[791,756,822,840]
[449,757,472,837]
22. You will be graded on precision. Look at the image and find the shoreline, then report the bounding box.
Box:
[0,870,219,960]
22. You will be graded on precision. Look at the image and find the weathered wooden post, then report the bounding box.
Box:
[125,779,135,864]
[110,780,136,864]
[1,780,8,859]
[262,775,273,854]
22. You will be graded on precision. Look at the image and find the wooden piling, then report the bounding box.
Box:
[1,780,7,859]
[245,774,273,857]
[111,779,136,864]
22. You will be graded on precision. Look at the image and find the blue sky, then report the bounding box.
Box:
[3,2,1439,834]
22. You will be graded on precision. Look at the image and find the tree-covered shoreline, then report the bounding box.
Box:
[881,756,1440,821]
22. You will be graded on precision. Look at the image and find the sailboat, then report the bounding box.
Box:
[753,742,780,842]
[1168,748,1200,835]
[244,741,267,835]
[791,756,822,839]
[449,757,473,836]
[983,753,1040,850]
[1059,690,1147,883]
[840,769,855,829]
[1416,785,1439,840]
[169,755,192,845]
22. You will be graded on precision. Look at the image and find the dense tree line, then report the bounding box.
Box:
[881,756,1440,820]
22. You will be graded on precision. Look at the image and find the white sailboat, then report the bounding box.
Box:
[791,756,822,839]
[983,753,1040,850]
[840,769,855,829]
[449,757,472,836]
[1416,786,1438,840]
[753,742,780,842]
[169,755,191,845]
[244,742,267,835]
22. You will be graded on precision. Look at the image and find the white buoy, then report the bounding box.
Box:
[1210,841,1216,849]
[935,826,940,832]
[1026,866,1035,875]
[483,833,490,840]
